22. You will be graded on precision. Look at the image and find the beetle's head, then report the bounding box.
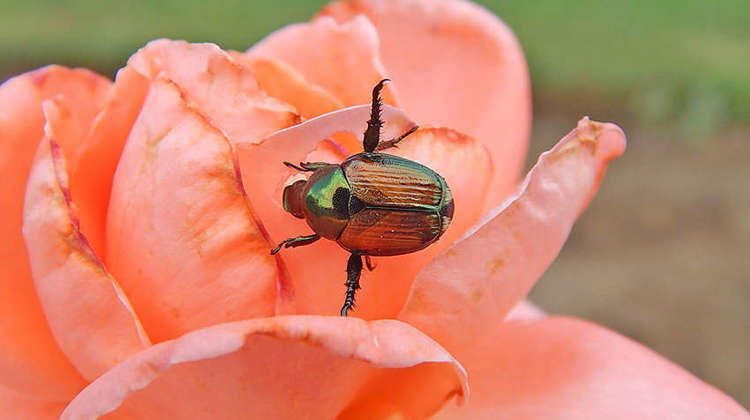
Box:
[282,179,307,219]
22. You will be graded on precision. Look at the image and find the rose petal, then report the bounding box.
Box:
[106,76,277,341]
[339,127,494,319]
[70,66,150,257]
[400,118,626,350]
[235,104,416,315]
[504,299,546,322]
[72,39,300,261]
[232,53,344,119]
[61,317,466,420]
[23,132,150,381]
[432,317,748,419]
[320,0,532,209]
[0,383,67,419]
[0,66,109,399]
[305,137,351,163]
[337,363,465,420]
[240,126,491,319]
[387,127,493,243]
[129,39,299,144]
[248,15,399,108]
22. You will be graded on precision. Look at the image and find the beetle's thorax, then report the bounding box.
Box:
[302,165,351,240]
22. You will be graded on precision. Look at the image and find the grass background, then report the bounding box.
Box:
[2,0,748,409]
[2,0,749,133]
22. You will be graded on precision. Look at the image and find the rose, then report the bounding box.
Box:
[1,0,746,418]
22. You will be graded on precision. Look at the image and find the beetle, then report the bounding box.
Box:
[271,79,454,316]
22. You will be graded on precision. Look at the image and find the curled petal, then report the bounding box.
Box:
[106,77,277,342]
[232,53,344,119]
[305,137,351,163]
[236,104,415,315]
[344,127,493,319]
[320,0,532,209]
[504,299,546,322]
[61,317,467,420]
[248,15,399,107]
[432,317,748,419]
[23,132,150,381]
[73,39,300,260]
[71,66,150,257]
[400,118,626,350]
[387,127,493,236]
[240,125,491,319]
[129,39,299,143]
[0,66,109,399]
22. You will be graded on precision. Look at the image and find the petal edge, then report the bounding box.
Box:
[61,317,467,420]
[433,317,748,420]
[23,134,150,381]
[400,118,626,351]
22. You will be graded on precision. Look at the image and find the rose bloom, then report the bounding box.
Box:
[1,0,747,419]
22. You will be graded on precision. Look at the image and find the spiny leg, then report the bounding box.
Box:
[340,253,363,316]
[364,255,376,271]
[284,161,331,172]
[375,125,419,151]
[270,234,320,255]
[363,78,390,153]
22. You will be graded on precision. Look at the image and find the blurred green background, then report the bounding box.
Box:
[1,0,748,408]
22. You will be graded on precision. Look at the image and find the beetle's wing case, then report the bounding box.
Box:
[338,208,443,256]
[337,153,454,256]
[341,153,443,210]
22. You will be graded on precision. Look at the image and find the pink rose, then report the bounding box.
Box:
[1,0,746,418]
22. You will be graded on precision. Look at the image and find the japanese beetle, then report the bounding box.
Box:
[271,79,454,316]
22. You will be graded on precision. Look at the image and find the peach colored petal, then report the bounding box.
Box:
[0,383,67,419]
[129,39,299,144]
[305,137,351,163]
[432,317,748,419]
[239,126,491,320]
[73,39,300,262]
[504,299,546,322]
[233,53,344,119]
[320,0,532,210]
[339,127,494,319]
[0,66,109,399]
[388,127,493,243]
[235,104,416,315]
[248,15,399,108]
[337,362,465,420]
[106,76,277,342]
[23,113,150,383]
[400,118,626,351]
[71,66,150,257]
[61,317,467,420]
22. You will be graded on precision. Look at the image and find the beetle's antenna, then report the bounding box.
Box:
[363,78,389,153]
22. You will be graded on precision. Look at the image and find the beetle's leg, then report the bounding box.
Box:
[283,162,309,171]
[363,79,390,153]
[340,253,363,316]
[283,161,330,172]
[300,162,331,171]
[364,255,376,271]
[375,125,419,151]
[270,234,320,255]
